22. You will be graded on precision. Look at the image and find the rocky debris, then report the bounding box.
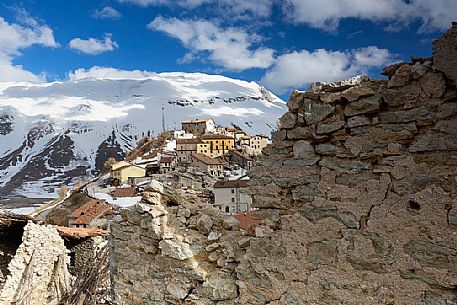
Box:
[110,180,246,304]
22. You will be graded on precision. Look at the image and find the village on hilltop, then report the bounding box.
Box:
[66,118,270,230]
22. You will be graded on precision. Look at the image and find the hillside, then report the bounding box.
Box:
[0,72,286,198]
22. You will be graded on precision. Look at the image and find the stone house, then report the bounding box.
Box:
[181,118,215,136]
[229,150,254,170]
[213,180,252,214]
[159,155,176,173]
[110,161,146,184]
[176,138,202,162]
[190,153,224,178]
[200,134,235,158]
[68,199,113,229]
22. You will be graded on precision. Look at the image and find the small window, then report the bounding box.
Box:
[225,206,230,213]
[231,189,234,194]
[231,198,235,203]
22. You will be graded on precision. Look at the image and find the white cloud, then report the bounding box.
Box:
[68,66,155,80]
[261,46,393,93]
[148,17,275,71]
[117,0,210,8]
[0,14,58,83]
[284,0,457,32]
[69,34,118,55]
[118,0,274,18]
[92,6,122,19]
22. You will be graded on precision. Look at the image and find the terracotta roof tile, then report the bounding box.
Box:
[69,199,112,225]
[111,187,137,198]
[233,212,260,230]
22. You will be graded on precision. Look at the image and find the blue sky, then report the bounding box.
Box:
[0,0,456,98]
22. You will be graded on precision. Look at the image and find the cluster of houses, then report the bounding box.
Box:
[103,117,270,218]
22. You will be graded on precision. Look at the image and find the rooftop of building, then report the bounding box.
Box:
[68,199,112,225]
[182,118,213,124]
[192,153,224,165]
[160,156,174,163]
[201,134,235,140]
[233,211,261,231]
[176,138,203,144]
[110,187,137,198]
[213,179,249,188]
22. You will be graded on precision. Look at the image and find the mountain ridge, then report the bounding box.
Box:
[0,72,286,198]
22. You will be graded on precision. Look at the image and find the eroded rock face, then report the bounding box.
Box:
[110,25,457,304]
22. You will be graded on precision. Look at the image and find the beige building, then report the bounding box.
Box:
[200,134,235,158]
[213,180,252,214]
[176,138,202,162]
[250,135,270,151]
[181,118,215,136]
[190,153,224,178]
[111,161,146,184]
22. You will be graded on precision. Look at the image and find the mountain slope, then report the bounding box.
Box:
[0,72,286,198]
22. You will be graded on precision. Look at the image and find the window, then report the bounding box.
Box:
[225,206,230,213]
[231,198,235,203]
[231,189,234,194]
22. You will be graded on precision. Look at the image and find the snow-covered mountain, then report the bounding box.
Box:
[0,72,286,198]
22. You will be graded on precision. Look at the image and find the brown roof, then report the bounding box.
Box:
[176,138,202,145]
[182,118,213,124]
[160,156,174,163]
[231,150,253,161]
[233,212,261,230]
[192,153,224,165]
[201,134,234,140]
[213,180,249,188]
[69,199,112,225]
[240,135,252,140]
[54,226,109,238]
[111,187,137,198]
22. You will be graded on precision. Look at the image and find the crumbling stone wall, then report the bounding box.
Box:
[243,24,457,304]
[110,24,457,305]
[0,222,72,305]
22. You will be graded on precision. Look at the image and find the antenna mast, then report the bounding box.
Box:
[162,107,165,133]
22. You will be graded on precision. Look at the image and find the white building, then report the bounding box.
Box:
[213,180,251,214]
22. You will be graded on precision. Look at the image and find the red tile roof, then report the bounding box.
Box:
[69,199,112,225]
[111,187,137,198]
[233,212,260,230]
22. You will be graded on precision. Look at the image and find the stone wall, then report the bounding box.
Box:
[110,181,245,304]
[110,24,457,305]
[243,24,457,304]
[0,222,71,305]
